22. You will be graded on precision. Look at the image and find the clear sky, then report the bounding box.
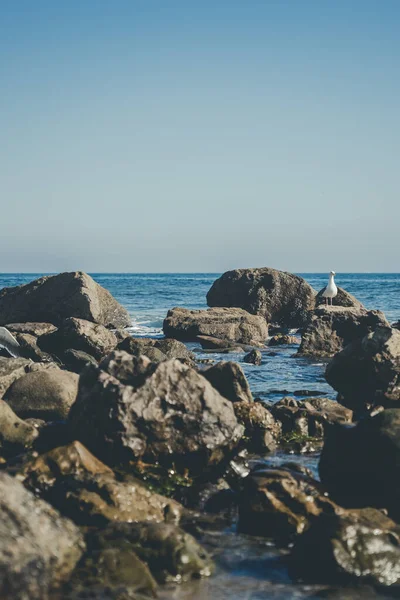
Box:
[1,0,399,273]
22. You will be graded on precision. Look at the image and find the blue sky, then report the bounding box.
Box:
[1,1,399,272]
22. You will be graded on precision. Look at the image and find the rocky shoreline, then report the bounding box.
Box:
[0,268,399,599]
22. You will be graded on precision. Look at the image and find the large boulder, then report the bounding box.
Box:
[0,472,84,599]
[315,286,364,309]
[206,268,316,328]
[0,271,130,328]
[319,409,400,520]
[5,369,79,420]
[298,307,389,358]
[0,357,56,397]
[69,351,244,475]
[325,326,400,412]
[290,508,400,586]
[38,317,118,360]
[163,307,268,346]
[202,361,253,403]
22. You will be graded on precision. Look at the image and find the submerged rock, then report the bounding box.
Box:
[163,306,268,346]
[325,326,400,411]
[5,369,79,420]
[69,352,244,475]
[0,472,84,599]
[298,307,388,358]
[290,508,400,587]
[243,349,262,365]
[91,522,214,583]
[202,361,253,403]
[206,267,316,328]
[0,271,131,328]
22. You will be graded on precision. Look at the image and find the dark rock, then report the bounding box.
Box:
[0,357,57,397]
[14,332,54,362]
[243,349,262,365]
[233,401,281,451]
[117,337,168,363]
[319,409,400,519]
[238,467,339,541]
[39,317,118,360]
[269,334,299,346]
[196,335,252,352]
[69,352,244,475]
[202,361,253,403]
[0,271,131,328]
[206,267,316,328]
[315,286,364,309]
[271,397,353,439]
[6,322,58,336]
[62,349,98,374]
[393,320,400,330]
[293,389,328,396]
[325,326,400,411]
[18,441,182,527]
[91,522,214,583]
[5,368,79,420]
[0,472,84,599]
[153,338,194,362]
[290,508,400,586]
[0,399,39,456]
[163,307,268,345]
[298,307,389,358]
[175,478,233,513]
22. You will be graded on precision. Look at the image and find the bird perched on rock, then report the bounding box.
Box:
[322,271,338,306]
[0,327,20,357]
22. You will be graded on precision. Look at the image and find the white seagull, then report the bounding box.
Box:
[322,271,338,306]
[0,327,20,357]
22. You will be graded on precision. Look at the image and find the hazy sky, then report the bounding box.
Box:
[1,1,399,272]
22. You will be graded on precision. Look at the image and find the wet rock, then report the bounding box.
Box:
[315,286,364,309]
[0,356,56,397]
[117,337,168,364]
[0,271,131,328]
[206,267,316,328]
[0,399,39,456]
[319,409,400,519]
[271,397,353,439]
[5,369,79,420]
[17,441,181,527]
[238,466,339,541]
[0,472,84,599]
[243,349,262,365]
[325,326,400,412]
[14,332,54,362]
[290,508,400,586]
[202,361,253,403]
[39,317,118,360]
[69,352,244,475]
[269,334,299,346]
[62,349,98,374]
[298,307,389,358]
[163,307,268,346]
[175,478,234,513]
[6,322,58,336]
[92,522,214,583]
[233,401,281,451]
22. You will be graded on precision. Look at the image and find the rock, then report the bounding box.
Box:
[5,369,79,420]
[325,326,400,411]
[61,349,98,373]
[163,307,268,346]
[319,409,400,519]
[196,335,252,351]
[6,322,57,336]
[117,337,169,363]
[0,472,84,599]
[153,338,195,363]
[243,349,262,365]
[69,352,244,475]
[271,397,353,439]
[393,320,400,330]
[0,271,130,328]
[0,399,39,456]
[38,317,118,360]
[17,441,181,527]
[290,508,400,586]
[0,357,56,397]
[315,286,364,309]
[91,522,214,583]
[14,332,54,362]
[269,334,299,346]
[202,361,253,403]
[238,466,338,541]
[206,267,316,328]
[298,307,389,358]
[233,401,281,451]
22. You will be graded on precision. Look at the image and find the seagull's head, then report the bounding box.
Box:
[330,271,336,276]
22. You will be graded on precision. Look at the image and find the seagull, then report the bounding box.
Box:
[0,327,20,358]
[322,271,338,306]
